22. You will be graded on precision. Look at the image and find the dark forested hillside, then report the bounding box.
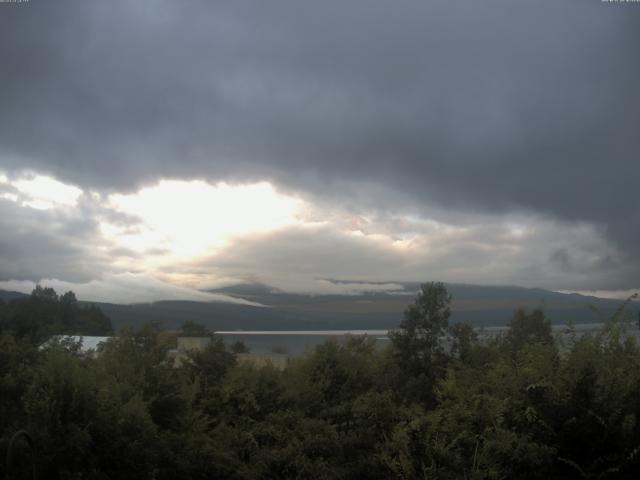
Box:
[2,284,635,332]
[0,290,28,302]
[98,283,640,331]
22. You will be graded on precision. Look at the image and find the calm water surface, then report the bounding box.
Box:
[217,323,639,355]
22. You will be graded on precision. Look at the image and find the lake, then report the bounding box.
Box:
[217,323,640,355]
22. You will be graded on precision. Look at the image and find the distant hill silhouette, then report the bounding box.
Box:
[0,290,29,302]
[1,283,637,331]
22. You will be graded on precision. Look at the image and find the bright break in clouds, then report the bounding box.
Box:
[0,1,638,302]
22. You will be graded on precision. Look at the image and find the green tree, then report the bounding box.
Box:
[76,304,112,335]
[59,291,78,326]
[182,337,236,396]
[505,308,553,351]
[30,285,58,303]
[179,320,211,337]
[449,322,477,365]
[390,282,452,405]
[230,340,250,354]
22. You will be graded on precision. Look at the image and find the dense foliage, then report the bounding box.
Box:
[0,286,112,343]
[1,284,640,479]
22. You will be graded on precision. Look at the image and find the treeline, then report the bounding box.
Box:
[1,283,640,479]
[0,286,112,343]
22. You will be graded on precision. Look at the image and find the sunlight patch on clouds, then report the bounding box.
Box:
[0,172,83,210]
[103,180,306,258]
[505,222,530,239]
[1,192,18,202]
[99,223,167,255]
[12,175,82,209]
[0,169,626,299]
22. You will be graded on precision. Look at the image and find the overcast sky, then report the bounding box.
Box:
[0,0,639,302]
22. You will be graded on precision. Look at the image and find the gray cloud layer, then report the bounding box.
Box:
[1,1,639,293]
[0,197,108,282]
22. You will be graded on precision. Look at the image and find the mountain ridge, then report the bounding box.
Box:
[2,283,637,331]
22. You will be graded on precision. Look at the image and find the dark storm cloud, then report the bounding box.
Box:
[1,1,639,272]
[0,198,110,282]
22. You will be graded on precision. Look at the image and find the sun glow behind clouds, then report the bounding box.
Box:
[4,169,621,300]
[104,180,304,257]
